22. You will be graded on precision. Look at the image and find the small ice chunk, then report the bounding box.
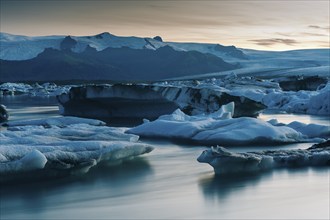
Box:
[198,145,330,175]
[0,150,47,174]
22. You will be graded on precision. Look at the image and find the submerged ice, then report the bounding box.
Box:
[0,116,153,181]
[197,142,330,175]
[128,102,329,146]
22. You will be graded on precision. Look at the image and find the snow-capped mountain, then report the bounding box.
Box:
[0,32,329,82]
[0,32,246,61]
[0,44,237,82]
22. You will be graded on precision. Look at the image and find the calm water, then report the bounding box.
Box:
[1,96,329,219]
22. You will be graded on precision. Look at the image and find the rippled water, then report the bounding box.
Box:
[1,96,329,219]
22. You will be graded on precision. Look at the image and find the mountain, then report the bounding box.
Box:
[0,32,246,61]
[1,32,329,82]
[0,45,237,82]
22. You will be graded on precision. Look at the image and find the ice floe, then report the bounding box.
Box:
[0,82,72,96]
[0,117,153,181]
[197,142,330,175]
[128,102,329,146]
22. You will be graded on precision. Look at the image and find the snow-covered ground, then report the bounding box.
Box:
[0,116,153,181]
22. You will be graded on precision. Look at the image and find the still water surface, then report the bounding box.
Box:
[1,96,329,219]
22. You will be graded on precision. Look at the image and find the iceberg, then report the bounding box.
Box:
[57,84,264,125]
[197,142,330,175]
[158,77,330,116]
[0,117,153,182]
[127,102,329,146]
[261,82,330,115]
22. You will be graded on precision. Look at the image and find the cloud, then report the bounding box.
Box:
[301,32,329,37]
[249,38,299,46]
[308,25,330,31]
[276,32,328,37]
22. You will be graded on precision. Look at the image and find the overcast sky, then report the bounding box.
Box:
[1,0,329,50]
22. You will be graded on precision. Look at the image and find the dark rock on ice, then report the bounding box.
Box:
[276,76,328,91]
[0,104,9,123]
[309,139,330,149]
[153,36,163,42]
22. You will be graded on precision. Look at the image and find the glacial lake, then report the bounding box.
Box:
[1,96,329,219]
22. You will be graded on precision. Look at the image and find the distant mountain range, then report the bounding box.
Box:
[0,44,237,82]
[0,32,329,82]
[0,32,247,61]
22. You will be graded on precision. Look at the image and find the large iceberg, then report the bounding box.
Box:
[0,117,153,182]
[197,142,330,175]
[158,76,330,116]
[127,102,329,146]
[261,82,330,115]
[57,84,265,125]
[216,77,330,116]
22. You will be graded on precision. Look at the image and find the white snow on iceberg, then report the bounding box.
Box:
[197,144,330,175]
[0,117,153,181]
[127,102,329,146]
[261,82,330,115]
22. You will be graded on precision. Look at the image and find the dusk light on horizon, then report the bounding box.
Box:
[1,0,329,51]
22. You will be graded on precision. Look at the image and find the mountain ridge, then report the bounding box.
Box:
[0,32,247,61]
[0,44,238,82]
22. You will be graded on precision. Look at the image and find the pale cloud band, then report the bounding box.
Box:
[249,38,299,47]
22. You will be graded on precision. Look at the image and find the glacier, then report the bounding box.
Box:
[197,142,330,175]
[0,116,153,182]
[127,102,329,146]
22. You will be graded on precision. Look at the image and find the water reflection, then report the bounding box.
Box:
[199,172,272,203]
[199,167,329,204]
[1,158,153,217]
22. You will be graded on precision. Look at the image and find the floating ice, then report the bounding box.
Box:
[262,82,330,115]
[157,77,330,116]
[197,143,330,175]
[128,102,328,146]
[0,117,153,181]
[57,84,265,124]
[4,116,106,127]
[0,82,72,96]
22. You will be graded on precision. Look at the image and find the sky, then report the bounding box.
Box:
[1,0,329,51]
